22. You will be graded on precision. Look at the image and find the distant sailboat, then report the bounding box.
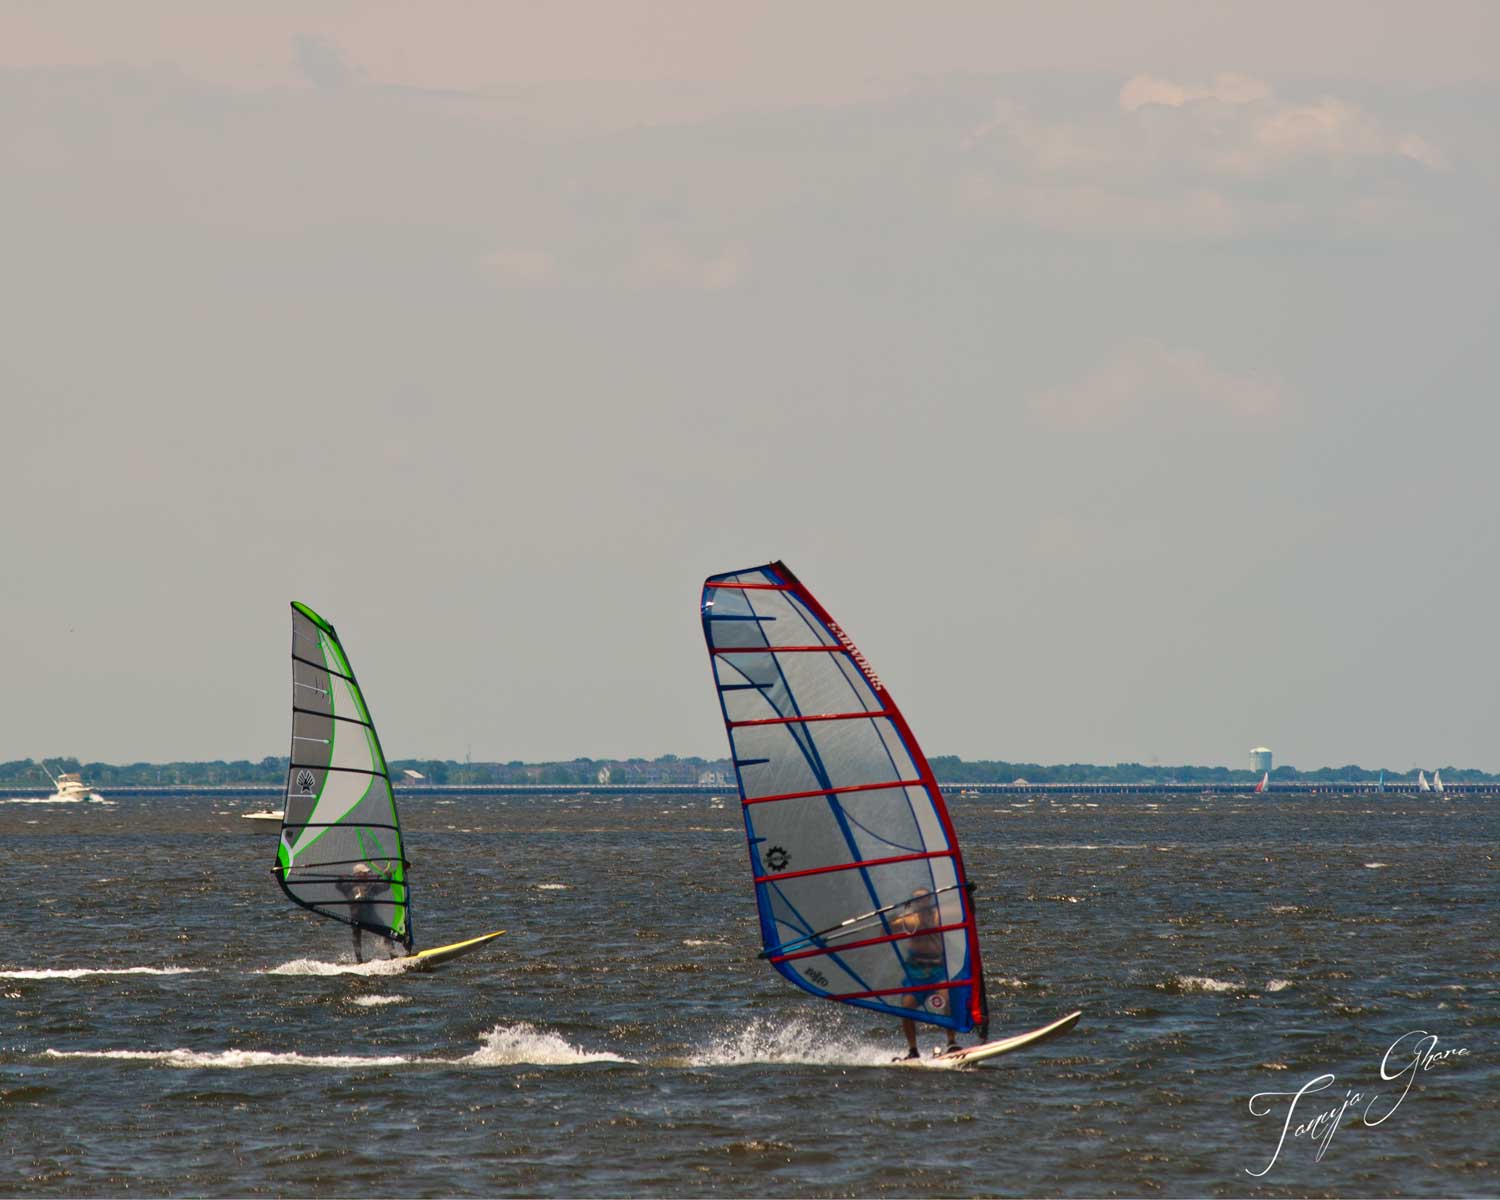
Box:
[1433,770,1445,794]
[1418,771,1431,793]
[1377,770,1385,793]
[1254,772,1268,794]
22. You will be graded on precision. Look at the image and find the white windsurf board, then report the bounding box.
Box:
[900,1009,1082,1069]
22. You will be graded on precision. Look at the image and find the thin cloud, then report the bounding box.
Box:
[1117,73,1449,175]
[961,75,1453,238]
[956,176,1242,240]
[477,241,752,291]
[1119,72,1272,111]
[292,33,357,90]
[620,240,750,291]
[1029,340,1288,434]
[477,248,556,286]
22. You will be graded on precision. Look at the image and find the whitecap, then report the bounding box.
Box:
[535,883,569,891]
[350,995,410,1007]
[0,967,200,979]
[264,957,409,977]
[42,1024,628,1071]
[1363,862,1389,869]
[458,1022,632,1066]
[1169,975,1242,993]
[689,1017,892,1068]
[1266,979,1293,992]
[43,1048,413,1069]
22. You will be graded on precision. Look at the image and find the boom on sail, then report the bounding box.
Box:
[701,561,987,1037]
[273,602,412,952]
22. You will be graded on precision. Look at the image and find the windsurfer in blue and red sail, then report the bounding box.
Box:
[890,889,961,1059]
[700,560,990,1059]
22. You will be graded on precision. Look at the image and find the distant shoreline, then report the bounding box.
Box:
[4,760,1497,797]
[5,754,1496,790]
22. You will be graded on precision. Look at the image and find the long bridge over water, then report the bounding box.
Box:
[14,781,1498,798]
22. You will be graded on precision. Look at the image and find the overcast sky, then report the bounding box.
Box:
[2,2,1497,771]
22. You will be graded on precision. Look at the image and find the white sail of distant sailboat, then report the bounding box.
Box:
[1254,772,1268,794]
[1433,770,1445,794]
[1418,770,1431,792]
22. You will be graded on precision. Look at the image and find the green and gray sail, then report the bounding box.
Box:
[275,601,412,950]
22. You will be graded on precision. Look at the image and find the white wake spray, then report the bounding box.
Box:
[43,1048,414,1069]
[0,967,200,979]
[689,1016,895,1068]
[43,1024,631,1070]
[264,957,411,977]
[458,1023,634,1066]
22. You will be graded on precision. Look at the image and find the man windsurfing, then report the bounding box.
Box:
[890,889,961,1060]
[335,863,403,962]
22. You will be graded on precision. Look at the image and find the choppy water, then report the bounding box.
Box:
[1,792,1494,1197]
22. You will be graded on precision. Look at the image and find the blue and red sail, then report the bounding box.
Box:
[701,561,987,1037]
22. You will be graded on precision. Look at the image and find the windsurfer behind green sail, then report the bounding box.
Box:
[337,863,404,963]
[276,601,414,963]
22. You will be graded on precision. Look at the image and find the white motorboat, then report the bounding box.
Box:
[39,764,105,803]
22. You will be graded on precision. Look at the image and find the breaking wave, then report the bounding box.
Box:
[457,1023,633,1066]
[0,967,200,979]
[44,1024,631,1070]
[43,1048,413,1069]
[1160,975,1243,994]
[264,957,411,977]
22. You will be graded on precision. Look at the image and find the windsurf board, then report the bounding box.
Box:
[901,1009,1082,1069]
[406,930,506,972]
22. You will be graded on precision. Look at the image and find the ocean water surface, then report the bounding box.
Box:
[1,791,1494,1197]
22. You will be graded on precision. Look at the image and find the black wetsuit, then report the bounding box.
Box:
[335,873,394,963]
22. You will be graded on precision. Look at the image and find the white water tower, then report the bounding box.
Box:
[1250,747,1272,773]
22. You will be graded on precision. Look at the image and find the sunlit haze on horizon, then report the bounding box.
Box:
[2,2,1497,770]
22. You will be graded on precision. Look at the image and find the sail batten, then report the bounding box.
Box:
[701,561,986,1036]
[729,710,894,729]
[754,848,951,884]
[744,779,926,806]
[291,653,357,681]
[276,601,412,952]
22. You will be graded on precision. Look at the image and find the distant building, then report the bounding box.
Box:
[1250,747,1273,773]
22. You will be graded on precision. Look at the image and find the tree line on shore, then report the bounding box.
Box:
[2,755,1492,788]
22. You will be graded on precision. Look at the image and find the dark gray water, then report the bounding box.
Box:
[2,791,1494,1197]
